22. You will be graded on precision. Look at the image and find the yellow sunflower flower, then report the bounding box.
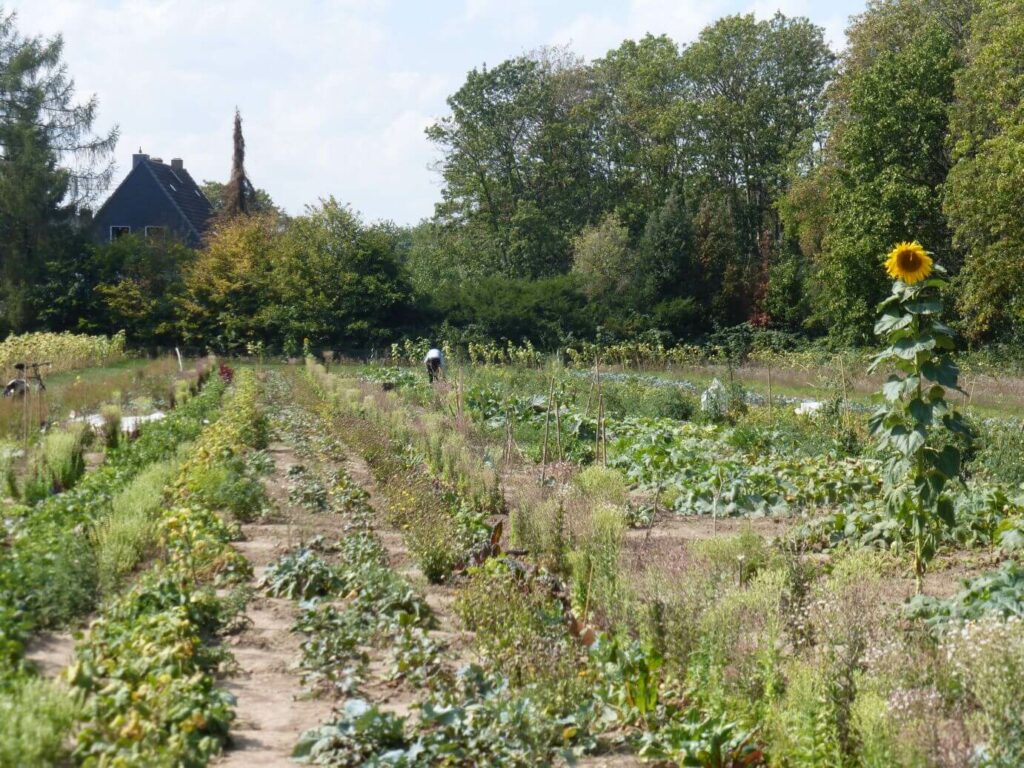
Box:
[885,241,933,284]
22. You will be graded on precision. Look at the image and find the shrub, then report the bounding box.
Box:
[187,455,267,522]
[455,558,581,690]
[405,507,460,584]
[22,424,88,502]
[572,465,628,507]
[941,616,1024,765]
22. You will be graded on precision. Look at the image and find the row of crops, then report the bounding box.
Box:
[4,308,1024,763]
[0,331,126,376]
[0,364,273,764]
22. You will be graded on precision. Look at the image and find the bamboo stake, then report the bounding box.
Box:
[713,467,724,536]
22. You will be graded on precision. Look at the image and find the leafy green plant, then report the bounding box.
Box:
[906,560,1024,629]
[287,463,330,512]
[93,458,177,595]
[292,699,408,765]
[868,251,972,590]
[455,558,580,689]
[260,548,341,600]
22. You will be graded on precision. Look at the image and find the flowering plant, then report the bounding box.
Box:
[869,244,972,591]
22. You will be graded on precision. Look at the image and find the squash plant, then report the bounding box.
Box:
[868,255,972,591]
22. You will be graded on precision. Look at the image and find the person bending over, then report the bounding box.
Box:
[424,347,444,383]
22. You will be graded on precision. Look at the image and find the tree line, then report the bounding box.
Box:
[2,1,1024,354]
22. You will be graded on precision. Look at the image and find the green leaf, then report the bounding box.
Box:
[893,335,936,360]
[903,297,942,315]
[921,358,959,388]
[942,412,974,437]
[937,497,955,527]
[875,310,913,335]
[931,445,961,479]
[907,397,932,426]
[888,425,926,457]
[882,375,914,402]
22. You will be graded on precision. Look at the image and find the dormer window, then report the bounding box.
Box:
[110,225,130,241]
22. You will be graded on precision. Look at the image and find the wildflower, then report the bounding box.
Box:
[885,241,933,284]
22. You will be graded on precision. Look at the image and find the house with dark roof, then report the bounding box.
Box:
[91,153,214,246]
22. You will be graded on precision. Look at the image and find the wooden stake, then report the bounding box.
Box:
[554,388,563,461]
[839,355,850,432]
[767,362,773,429]
[540,377,554,484]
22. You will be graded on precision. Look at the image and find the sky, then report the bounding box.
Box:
[9,0,866,225]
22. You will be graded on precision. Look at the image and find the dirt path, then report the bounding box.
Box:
[217,441,344,767]
[339,450,477,717]
[23,630,76,679]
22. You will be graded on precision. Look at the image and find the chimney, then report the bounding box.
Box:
[132,151,149,168]
[171,158,184,173]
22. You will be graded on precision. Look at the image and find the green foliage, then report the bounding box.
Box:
[810,1,965,342]
[179,203,414,353]
[89,235,195,348]
[93,458,177,596]
[260,547,341,601]
[292,699,407,766]
[100,403,121,449]
[68,575,237,766]
[869,261,971,588]
[187,453,267,522]
[0,10,116,335]
[906,561,1024,629]
[940,615,1024,765]
[945,0,1024,342]
[0,378,226,657]
[0,677,82,767]
[571,213,638,302]
[568,503,627,628]
[22,423,88,503]
[455,558,581,689]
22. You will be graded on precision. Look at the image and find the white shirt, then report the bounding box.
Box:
[424,348,443,363]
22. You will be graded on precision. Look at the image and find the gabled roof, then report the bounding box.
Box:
[92,154,214,242]
[144,160,213,239]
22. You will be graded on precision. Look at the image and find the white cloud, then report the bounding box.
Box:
[551,0,723,58]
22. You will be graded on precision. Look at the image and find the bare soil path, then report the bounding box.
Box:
[217,440,345,767]
[338,448,477,718]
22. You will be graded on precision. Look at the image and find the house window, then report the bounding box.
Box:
[145,226,167,239]
[110,226,131,241]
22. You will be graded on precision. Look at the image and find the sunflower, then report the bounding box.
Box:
[885,241,933,284]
